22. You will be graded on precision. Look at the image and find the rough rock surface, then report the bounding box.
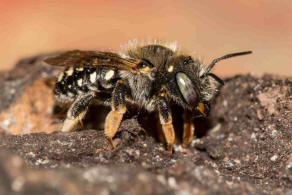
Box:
[0,55,291,195]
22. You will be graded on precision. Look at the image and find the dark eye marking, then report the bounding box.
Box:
[183,56,193,65]
[176,72,199,105]
[137,58,154,68]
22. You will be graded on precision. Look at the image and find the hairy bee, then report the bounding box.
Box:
[44,40,251,153]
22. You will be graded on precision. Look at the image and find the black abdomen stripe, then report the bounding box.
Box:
[54,67,93,97]
[54,66,117,102]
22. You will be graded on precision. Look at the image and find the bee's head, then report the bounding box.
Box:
[164,51,252,116]
[164,55,204,113]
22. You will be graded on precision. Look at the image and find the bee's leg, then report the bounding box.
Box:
[156,120,166,143]
[182,111,195,147]
[104,80,128,149]
[157,95,175,154]
[62,93,95,132]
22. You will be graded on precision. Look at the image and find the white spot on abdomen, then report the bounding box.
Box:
[77,78,83,87]
[76,67,84,71]
[105,70,115,80]
[58,72,64,82]
[90,72,97,83]
[66,67,74,76]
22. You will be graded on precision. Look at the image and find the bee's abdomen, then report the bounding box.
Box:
[54,66,117,104]
[54,67,88,95]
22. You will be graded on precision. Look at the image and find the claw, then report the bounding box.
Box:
[167,144,173,154]
[106,137,115,149]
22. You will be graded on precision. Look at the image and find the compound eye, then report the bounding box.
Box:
[176,72,199,105]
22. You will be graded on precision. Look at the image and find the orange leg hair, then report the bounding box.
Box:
[104,106,126,149]
[182,111,195,147]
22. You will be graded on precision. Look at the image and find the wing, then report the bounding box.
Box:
[44,50,139,72]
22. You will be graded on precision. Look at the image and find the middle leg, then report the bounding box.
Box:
[104,80,129,149]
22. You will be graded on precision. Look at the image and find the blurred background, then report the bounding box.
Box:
[0,0,291,76]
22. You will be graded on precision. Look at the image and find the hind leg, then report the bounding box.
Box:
[62,93,95,132]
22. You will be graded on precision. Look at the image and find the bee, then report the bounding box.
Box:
[44,40,252,153]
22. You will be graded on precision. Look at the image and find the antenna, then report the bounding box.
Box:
[204,51,252,75]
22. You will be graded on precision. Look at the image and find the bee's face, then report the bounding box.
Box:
[163,55,203,110]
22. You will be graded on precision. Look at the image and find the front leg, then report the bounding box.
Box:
[182,111,195,147]
[157,94,175,154]
[104,80,128,149]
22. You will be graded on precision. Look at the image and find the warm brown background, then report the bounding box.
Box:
[1,0,291,76]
